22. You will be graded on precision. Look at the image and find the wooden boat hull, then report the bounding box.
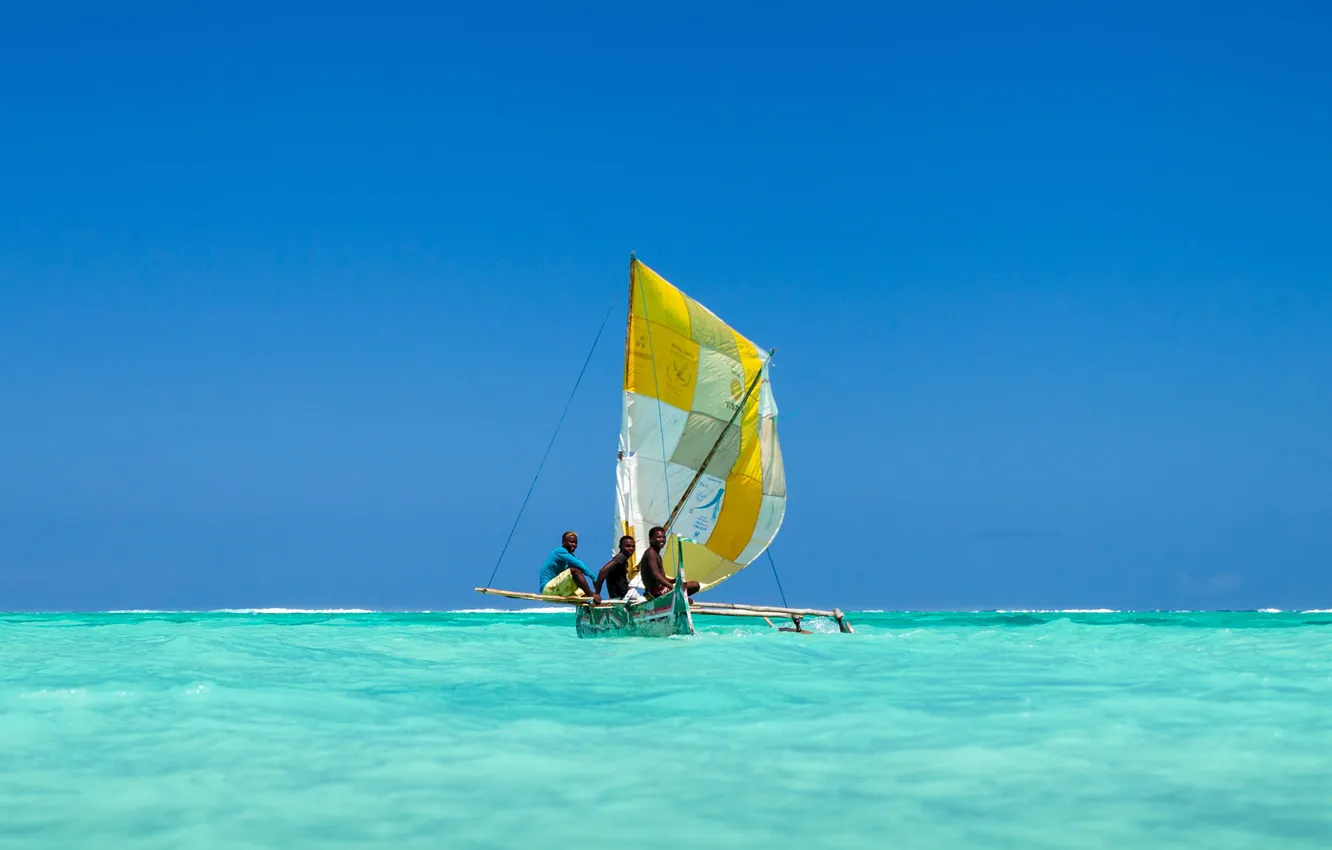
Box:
[575,579,693,638]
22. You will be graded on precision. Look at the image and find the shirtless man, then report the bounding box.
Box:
[639,526,702,599]
[595,535,637,600]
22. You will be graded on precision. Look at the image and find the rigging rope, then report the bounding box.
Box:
[766,549,790,609]
[483,293,618,589]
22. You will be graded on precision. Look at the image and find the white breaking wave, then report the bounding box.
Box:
[20,688,88,699]
[448,607,567,614]
[994,609,1119,614]
[210,608,377,614]
[1258,608,1282,613]
[98,608,381,614]
[96,608,569,615]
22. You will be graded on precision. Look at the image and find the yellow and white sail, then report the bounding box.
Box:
[613,258,786,590]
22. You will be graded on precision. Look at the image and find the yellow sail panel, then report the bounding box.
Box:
[630,261,692,337]
[614,258,786,591]
[626,319,698,412]
[706,472,763,562]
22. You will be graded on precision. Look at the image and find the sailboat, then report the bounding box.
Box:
[476,256,851,637]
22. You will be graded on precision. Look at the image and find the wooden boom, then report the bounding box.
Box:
[473,587,612,607]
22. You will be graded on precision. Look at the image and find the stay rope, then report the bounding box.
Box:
[482,292,618,589]
[766,549,790,609]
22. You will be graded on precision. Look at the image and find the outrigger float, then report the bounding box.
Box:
[479,256,852,637]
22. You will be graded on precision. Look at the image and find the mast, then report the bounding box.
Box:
[661,349,774,537]
[619,254,641,574]
[620,253,636,458]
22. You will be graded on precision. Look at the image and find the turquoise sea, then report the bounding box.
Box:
[3,610,1331,849]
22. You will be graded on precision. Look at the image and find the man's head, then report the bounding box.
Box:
[561,531,578,553]
[619,535,635,556]
[648,526,666,551]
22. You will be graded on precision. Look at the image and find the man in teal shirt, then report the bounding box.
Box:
[538,531,602,604]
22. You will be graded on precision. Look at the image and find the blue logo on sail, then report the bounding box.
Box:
[689,488,725,538]
[693,488,724,520]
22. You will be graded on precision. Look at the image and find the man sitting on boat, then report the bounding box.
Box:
[538,531,602,605]
[640,526,702,599]
[595,535,644,602]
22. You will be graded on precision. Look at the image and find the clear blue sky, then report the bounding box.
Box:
[2,2,1329,611]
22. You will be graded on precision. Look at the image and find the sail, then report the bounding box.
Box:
[613,258,786,590]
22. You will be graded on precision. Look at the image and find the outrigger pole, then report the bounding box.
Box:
[472,587,852,632]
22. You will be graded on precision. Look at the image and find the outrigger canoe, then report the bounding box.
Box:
[478,255,852,637]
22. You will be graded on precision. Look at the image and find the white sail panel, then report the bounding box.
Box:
[623,393,688,462]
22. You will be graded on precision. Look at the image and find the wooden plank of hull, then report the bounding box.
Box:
[575,579,694,639]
